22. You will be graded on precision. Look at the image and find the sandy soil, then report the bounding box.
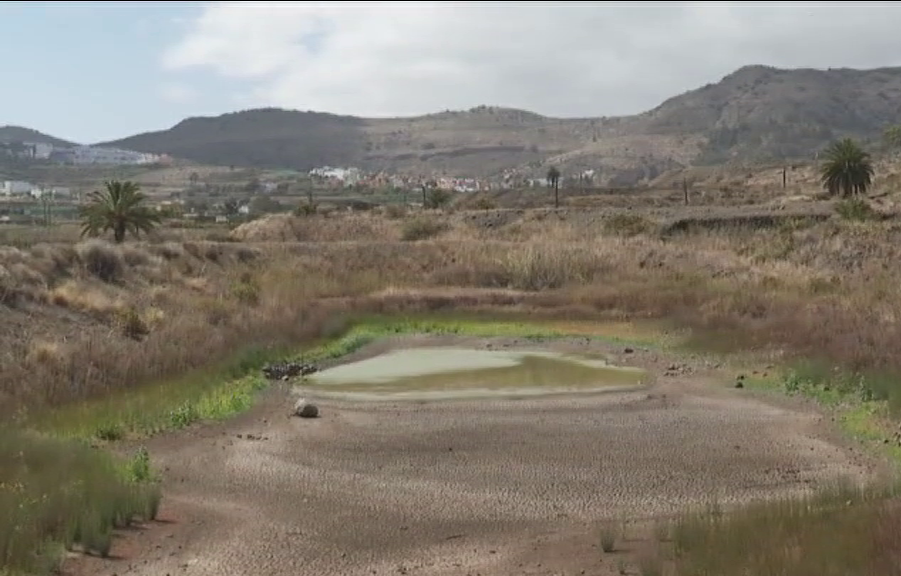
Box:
[63,335,880,576]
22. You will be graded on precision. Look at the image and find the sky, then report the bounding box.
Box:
[5,1,901,144]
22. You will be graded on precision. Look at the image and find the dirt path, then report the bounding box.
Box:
[63,336,880,576]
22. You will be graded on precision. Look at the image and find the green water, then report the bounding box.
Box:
[304,347,647,401]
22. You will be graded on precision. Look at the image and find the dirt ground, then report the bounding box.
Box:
[62,335,881,576]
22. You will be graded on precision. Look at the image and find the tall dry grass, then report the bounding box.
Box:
[5,208,901,414]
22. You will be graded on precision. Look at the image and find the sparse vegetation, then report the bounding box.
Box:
[648,481,901,576]
[401,217,447,241]
[599,521,617,553]
[0,428,160,574]
[835,196,878,221]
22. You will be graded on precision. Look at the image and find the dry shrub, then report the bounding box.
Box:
[385,204,407,219]
[401,218,447,241]
[77,240,124,283]
[604,213,654,237]
[49,280,120,317]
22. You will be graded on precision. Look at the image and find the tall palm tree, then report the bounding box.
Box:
[547,166,561,208]
[820,139,875,198]
[80,180,161,243]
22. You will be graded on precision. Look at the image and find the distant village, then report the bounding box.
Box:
[0,140,170,166]
[309,165,597,192]
[0,138,601,225]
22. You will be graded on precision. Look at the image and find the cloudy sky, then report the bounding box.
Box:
[4,1,901,143]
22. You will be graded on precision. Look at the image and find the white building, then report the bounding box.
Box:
[310,166,362,186]
[30,187,72,200]
[1,181,34,195]
[51,146,162,166]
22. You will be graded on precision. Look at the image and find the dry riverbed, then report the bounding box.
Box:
[63,334,880,576]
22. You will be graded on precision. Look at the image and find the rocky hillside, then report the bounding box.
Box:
[99,65,901,185]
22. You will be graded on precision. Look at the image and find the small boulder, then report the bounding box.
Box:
[293,398,320,419]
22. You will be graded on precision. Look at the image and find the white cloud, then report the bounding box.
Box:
[159,82,198,104]
[161,1,901,118]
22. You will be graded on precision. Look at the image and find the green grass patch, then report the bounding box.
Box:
[0,428,160,575]
[31,345,287,439]
[32,313,659,441]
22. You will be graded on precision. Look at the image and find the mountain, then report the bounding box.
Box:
[0,126,77,148]
[100,65,901,185]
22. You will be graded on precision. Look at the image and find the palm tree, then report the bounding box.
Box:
[80,180,161,243]
[820,139,875,198]
[547,166,561,208]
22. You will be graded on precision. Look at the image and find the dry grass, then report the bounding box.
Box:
[641,481,901,576]
[5,207,901,414]
[7,201,901,574]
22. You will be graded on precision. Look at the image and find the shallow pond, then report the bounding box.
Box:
[303,347,647,401]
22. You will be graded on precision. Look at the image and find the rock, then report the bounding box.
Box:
[293,398,320,418]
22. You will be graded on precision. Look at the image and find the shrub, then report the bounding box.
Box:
[604,214,653,237]
[295,202,317,217]
[385,204,407,219]
[599,521,617,552]
[835,197,877,221]
[425,189,452,209]
[401,218,447,241]
[473,197,497,211]
[117,306,150,341]
[78,240,124,283]
[231,273,261,306]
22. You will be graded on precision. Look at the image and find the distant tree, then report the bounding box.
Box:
[547,166,561,208]
[79,180,161,243]
[223,199,240,217]
[425,188,452,209]
[189,171,200,186]
[248,195,285,215]
[819,139,875,198]
[884,125,901,152]
[421,179,438,207]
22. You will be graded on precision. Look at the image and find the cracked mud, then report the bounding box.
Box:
[63,335,878,576]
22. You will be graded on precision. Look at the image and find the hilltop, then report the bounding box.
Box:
[95,65,901,185]
[0,125,77,148]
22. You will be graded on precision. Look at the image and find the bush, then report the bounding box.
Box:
[294,202,317,217]
[117,306,150,341]
[599,521,617,552]
[835,197,877,221]
[604,214,653,237]
[78,240,124,283]
[231,272,261,306]
[473,197,497,211]
[385,204,407,219]
[425,189,452,209]
[401,218,447,241]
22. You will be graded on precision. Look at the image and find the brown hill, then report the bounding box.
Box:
[99,65,901,185]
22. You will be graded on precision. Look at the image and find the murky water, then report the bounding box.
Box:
[303,347,647,401]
